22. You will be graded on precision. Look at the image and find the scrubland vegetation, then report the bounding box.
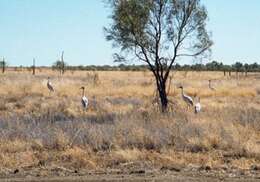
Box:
[0,70,259,177]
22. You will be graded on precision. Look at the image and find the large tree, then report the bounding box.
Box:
[105,0,212,112]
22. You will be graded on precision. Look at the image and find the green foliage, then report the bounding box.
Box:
[106,0,212,60]
[206,61,223,71]
[106,0,151,50]
[232,62,244,72]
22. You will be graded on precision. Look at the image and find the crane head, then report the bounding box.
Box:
[80,86,85,90]
[178,86,183,89]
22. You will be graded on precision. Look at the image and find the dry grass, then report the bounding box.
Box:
[0,70,260,171]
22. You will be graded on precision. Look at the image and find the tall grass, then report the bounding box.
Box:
[0,70,259,170]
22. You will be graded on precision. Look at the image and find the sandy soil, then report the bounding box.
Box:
[1,167,260,182]
[1,173,259,182]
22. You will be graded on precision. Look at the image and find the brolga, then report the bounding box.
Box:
[194,97,201,114]
[179,86,193,109]
[208,80,216,91]
[47,77,54,94]
[80,86,89,110]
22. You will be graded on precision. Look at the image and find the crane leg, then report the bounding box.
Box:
[186,104,189,111]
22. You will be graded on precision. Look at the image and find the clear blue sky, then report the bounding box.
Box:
[0,0,259,66]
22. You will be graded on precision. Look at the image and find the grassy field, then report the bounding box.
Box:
[0,70,260,176]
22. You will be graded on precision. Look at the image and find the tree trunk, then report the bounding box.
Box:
[157,80,168,112]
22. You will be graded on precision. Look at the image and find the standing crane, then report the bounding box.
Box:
[80,86,89,110]
[179,86,193,109]
[47,77,54,94]
[208,80,216,91]
[194,97,201,114]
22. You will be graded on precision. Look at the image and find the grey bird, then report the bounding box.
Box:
[179,86,193,108]
[47,77,54,93]
[194,97,201,114]
[80,86,89,109]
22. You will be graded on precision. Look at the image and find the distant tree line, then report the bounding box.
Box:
[174,61,260,72]
[2,61,260,73]
[64,61,260,72]
[66,64,148,71]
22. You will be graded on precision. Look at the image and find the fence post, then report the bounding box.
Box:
[61,51,65,75]
[2,58,5,73]
[32,58,36,75]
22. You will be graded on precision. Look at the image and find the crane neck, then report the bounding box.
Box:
[82,88,85,97]
[181,88,184,95]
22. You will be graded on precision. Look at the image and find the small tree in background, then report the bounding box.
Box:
[232,62,243,77]
[52,51,67,75]
[244,63,249,76]
[105,0,212,112]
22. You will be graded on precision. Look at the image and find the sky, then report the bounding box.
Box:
[0,0,260,66]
